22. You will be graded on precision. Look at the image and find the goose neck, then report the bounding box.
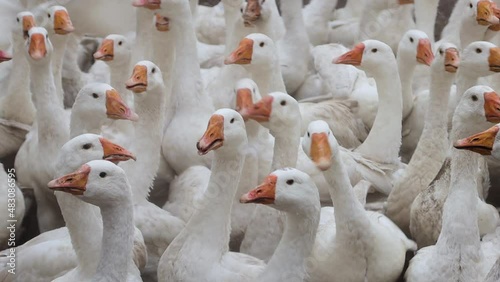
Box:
[397,55,417,119]
[49,33,68,105]
[271,125,300,170]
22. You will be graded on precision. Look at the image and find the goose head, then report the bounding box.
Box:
[454,123,500,158]
[434,42,460,73]
[14,11,36,40]
[0,50,11,63]
[301,120,338,171]
[125,60,164,94]
[240,168,319,214]
[242,0,272,27]
[334,40,396,76]
[73,82,138,123]
[240,92,300,133]
[56,133,136,173]
[197,109,247,156]
[154,13,170,32]
[397,29,434,66]
[132,0,161,10]
[49,160,130,205]
[44,6,74,35]
[466,0,499,26]
[25,27,53,63]
[233,78,262,114]
[455,85,500,125]
[224,33,277,66]
[460,41,500,75]
[94,34,131,64]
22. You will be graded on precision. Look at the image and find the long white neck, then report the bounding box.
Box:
[280,0,308,41]
[247,57,286,96]
[326,147,371,232]
[253,0,285,41]
[449,69,481,119]
[397,54,417,119]
[170,2,213,112]
[107,60,133,107]
[49,33,68,106]
[270,125,301,170]
[415,0,439,41]
[224,0,254,52]
[459,17,488,48]
[355,61,403,164]
[179,149,245,260]
[305,0,338,21]
[0,35,35,125]
[259,203,320,282]
[152,29,175,125]
[132,8,153,63]
[69,111,103,138]
[121,85,166,201]
[30,59,69,151]
[93,196,134,282]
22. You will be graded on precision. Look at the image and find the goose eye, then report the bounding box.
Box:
[152,67,156,73]
[286,179,294,185]
[307,132,310,137]
[372,48,377,53]
[99,172,107,178]
[439,49,443,55]
[46,34,48,39]
[240,8,243,13]
[280,100,286,106]
[259,42,265,47]
[118,41,123,46]
[476,48,482,54]
[92,93,99,99]
[48,13,51,18]
[82,143,92,150]
[409,37,414,43]
[230,118,235,124]
[252,88,255,93]
[472,95,478,101]
[469,3,473,8]
[16,18,19,22]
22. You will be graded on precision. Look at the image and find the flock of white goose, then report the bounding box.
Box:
[2,0,500,281]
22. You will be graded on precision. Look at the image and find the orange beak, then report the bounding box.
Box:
[477,0,499,26]
[235,88,254,120]
[454,125,499,155]
[416,38,434,66]
[0,50,12,63]
[29,33,47,60]
[225,38,254,65]
[197,114,224,155]
[489,47,500,72]
[53,10,74,35]
[398,0,414,4]
[22,15,35,39]
[484,91,500,122]
[243,0,261,27]
[99,137,136,163]
[125,65,148,93]
[310,132,332,171]
[132,0,161,10]
[155,14,170,31]
[94,39,114,61]
[48,164,91,195]
[241,95,273,122]
[334,43,365,66]
[444,48,460,73]
[240,174,277,204]
[105,89,139,121]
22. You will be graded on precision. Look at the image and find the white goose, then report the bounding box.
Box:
[385,42,459,235]
[241,0,285,41]
[158,109,266,282]
[0,12,36,158]
[410,86,500,248]
[48,160,142,281]
[405,87,500,281]
[302,0,339,46]
[302,120,416,282]
[225,33,368,149]
[14,27,69,232]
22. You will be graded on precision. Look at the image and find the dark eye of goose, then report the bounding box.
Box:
[259,42,265,47]
[409,37,414,43]
[92,93,99,99]
[118,41,123,46]
[152,67,156,73]
[48,13,51,18]
[286,179,294,185]
[476,48,482,54]
[240,7,243,13]
[230,118,235,124]
[307,132,310,137]
[439,49,443,55]
[16,18,19,22]
[372,48,378,53]
[280,100,286,106]
[469,3,473,8]
[472,95,478,101]
[82,143,92,150]
[99,172,107,178]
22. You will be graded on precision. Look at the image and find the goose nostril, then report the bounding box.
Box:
[65,178,73,182]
